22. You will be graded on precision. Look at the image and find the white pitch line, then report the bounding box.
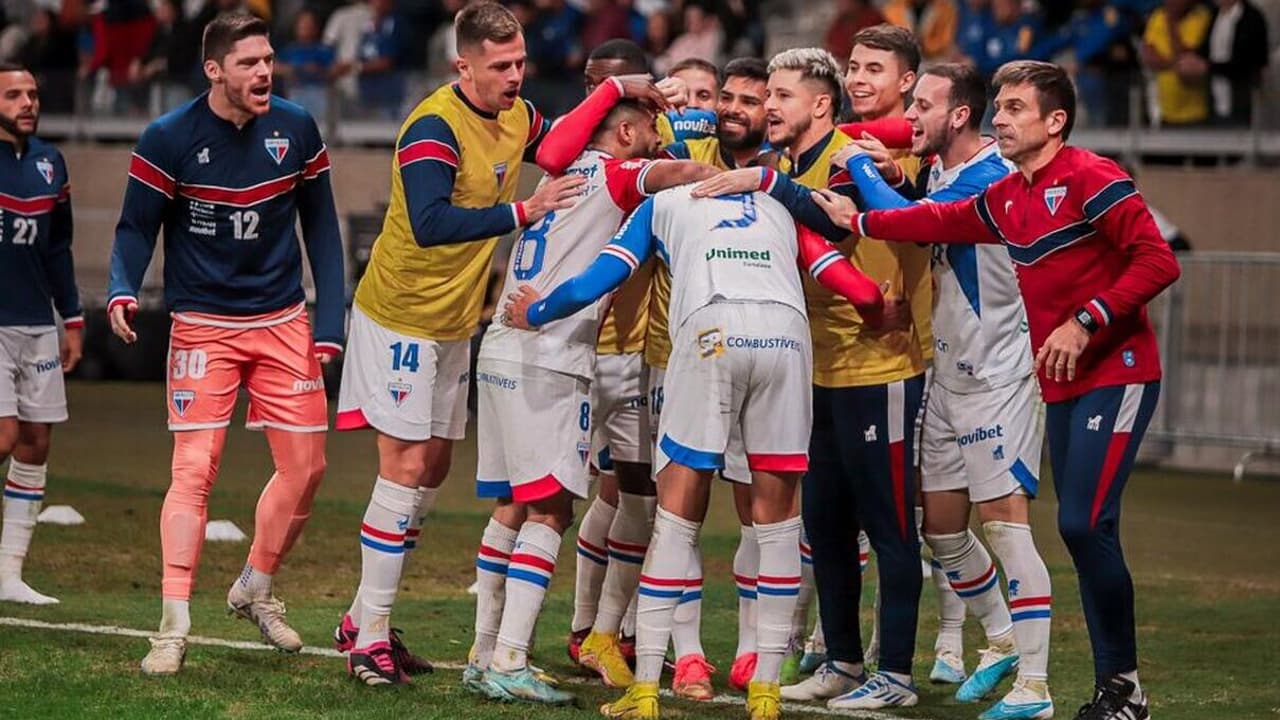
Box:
[1,616,925,720]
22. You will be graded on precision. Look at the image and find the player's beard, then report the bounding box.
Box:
[915,122,948,159]
[769,115,809,151]
[0,110,35,140]
[718,120,765,153]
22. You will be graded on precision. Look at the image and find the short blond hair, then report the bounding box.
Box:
[767,48,842,103]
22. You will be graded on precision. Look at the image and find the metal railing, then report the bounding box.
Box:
[1147,252,1280,480]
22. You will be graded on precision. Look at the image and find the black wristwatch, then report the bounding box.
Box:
[1074,307,1099,335]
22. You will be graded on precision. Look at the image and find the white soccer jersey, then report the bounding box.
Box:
[925,142,1033,393]
[479,149,654,378]
[635,186,807,336]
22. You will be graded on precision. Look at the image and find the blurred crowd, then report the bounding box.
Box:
[0,0,1271,128]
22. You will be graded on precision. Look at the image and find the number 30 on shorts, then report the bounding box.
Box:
[171,349,208,379]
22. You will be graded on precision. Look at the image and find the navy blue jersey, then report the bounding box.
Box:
[0,137,82,329]
[107,93,345,350]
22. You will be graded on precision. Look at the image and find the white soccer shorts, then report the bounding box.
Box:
[594,351,651,465]
[336,305,469,442]
[648,363,750,483]
[655,302,812,476]
[475,357,592,502]
[0,327,67,423]
[921,373,1045,502]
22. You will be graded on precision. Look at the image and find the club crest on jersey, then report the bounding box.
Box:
[1043,185,1067,215]
[172,390,195,417]
[493,161,508,186]
[264,137,290,164]
[388,382,412,407]
[577,441,591,465]
[35,157,54,185]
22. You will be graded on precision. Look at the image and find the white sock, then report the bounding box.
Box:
[596,492,654,635]
[671,550,704,659]
[1119,669,1142,701]
[927,529,1014,645]
[159,598,191,636]
[931,558,965,655]
[0,460,47,579]
[471,517,517,668]
[236,562,273,600]
[354,477,419,648]
[403,486,438,556]
[621,592,637,638]
[571,495,616,633]
[492,520,563,672]
[792,531,815,640]
[984,521,1052,679]
[754,516,803,683]
[636,506,699,683]
[734,524,759,658]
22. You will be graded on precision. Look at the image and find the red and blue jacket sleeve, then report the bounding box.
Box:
[857,184,1005,246]
[1075,161,1181,329]
[796,223,885,327]
[399,114,524,247]
[296,117,346,353]
[534,79,623,174]
[44,153,82,329]
[526,195,656,327]
[521,98,552,165]
[108,122,174,314]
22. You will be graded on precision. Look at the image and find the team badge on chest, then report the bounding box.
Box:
[493,161,508,187]
[264,137,290,164]
[35,157,54,185]
[1043,185,1067,215]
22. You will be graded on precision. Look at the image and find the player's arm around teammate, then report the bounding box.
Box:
[0,64,82,606]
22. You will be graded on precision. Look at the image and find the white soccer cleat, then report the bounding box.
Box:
[979,677,1055,720]
[227,582,303,653]
[781,660,865,701]
[0,576,59,605]
[828,671,920,709]
[930,647,967,684]
[140,633,187,675]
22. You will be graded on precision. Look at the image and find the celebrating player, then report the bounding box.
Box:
[466,93,719,703]
[107,12,345,675]
[813,60,1180,720]
[506,185,887,720]
[0,63,82,606]
[835,61,1056,719]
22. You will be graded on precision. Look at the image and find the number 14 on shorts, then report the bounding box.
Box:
[390,341,420,373]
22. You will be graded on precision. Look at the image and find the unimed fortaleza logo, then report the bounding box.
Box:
[705,248,772,263]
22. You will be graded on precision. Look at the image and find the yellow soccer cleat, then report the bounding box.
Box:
[600,681,660,719]
[580,630,636,688]
[747,680,783,720]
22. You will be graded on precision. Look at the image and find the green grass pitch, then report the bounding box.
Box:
[0,382,1276,719]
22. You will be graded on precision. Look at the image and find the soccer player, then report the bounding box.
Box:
[107,12,345,675]
[331,1,613,685]
[467,96,719,704]
[0,63,82,606]
[749,38,936,710]
[505,186,887,720]
[834,62,1055,719]
[813,60,1181,720]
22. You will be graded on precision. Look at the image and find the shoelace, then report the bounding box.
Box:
[150,635,184,651]
[814,661,855,685]
[678,657,715,682]
[368,645,397,674]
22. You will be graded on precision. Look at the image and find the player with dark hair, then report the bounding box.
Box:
[811,59,1180,720]
[0,62,82,607]
[107,11,345,676]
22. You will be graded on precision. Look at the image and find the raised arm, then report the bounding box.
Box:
[295,124,346,357]
[518,197,658,328]
[399,114,583,248]
[796,223,885,327]
[534,76,674,174]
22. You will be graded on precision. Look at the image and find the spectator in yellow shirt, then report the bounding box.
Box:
[1141,0,1212,126]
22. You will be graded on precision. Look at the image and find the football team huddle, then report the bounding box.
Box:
[0,2,1179,720]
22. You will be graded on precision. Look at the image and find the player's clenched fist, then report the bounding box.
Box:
[503,284,542,330]
[109,299,139,344]
[523,174,587,224]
